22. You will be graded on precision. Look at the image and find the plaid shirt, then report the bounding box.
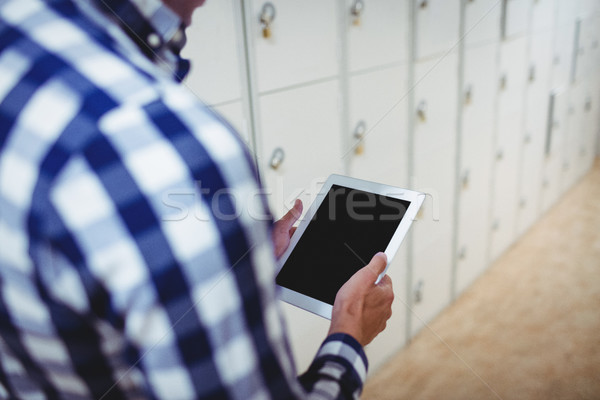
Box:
[0,0,368,399]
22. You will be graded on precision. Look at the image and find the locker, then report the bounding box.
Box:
[182,0,244,105]
[347,66,410,187]
[578,0,600,18]
[257,80,343,219]
[346,0,410,73]
[250,0,339,93]
[555,0,579,29]
[551,25,576,90]
[574,16,600,83]
[561,94,584,190]
[279,302,330,373]
[490,36,527,261]
[455,43,497,296]
[517,33,553,236]
[463,0,502,48]
[410,52,458,336]
[570,82,597,180]
[503,0,531,39]
[540,90,569,213]
[414,0,460,60]
[530,0,556,33]
[211,101,252,148]
[364,247,409,372]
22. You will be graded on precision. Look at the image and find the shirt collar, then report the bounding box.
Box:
[92,0,189,80]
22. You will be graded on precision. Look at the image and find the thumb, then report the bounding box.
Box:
[366,252,388,278]
[278,199,303,228]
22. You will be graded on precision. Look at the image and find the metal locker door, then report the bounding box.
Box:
[463,0,502,48]
[455,43,497,296]
[346,0,410,73]
[410,52,458,336]
[346,66,410,369]
[212,101,252,148]
[490,36,527,262]
[551,26,576,90]
[540,89,569,213]
[531,0,556,33]
[347,66,409,187]
[257,81,344,219]
[517,33,554,237]
[182,0,245,105]
[250,0,339,93]
[556,0,579,29]
[414,0,460,60]
[502,0,531,39]
[256,82,343,374]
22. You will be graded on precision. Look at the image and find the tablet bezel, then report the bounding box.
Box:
[275,174,425,319]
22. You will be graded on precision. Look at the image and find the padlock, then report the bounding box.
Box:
[262,24,271,39]
[354,142,364,155]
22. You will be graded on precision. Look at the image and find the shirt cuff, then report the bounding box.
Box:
[315,333,368,383]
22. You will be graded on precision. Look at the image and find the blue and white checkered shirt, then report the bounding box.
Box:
[0,0,368,398]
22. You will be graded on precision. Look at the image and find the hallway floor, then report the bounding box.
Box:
[363,159,600,400]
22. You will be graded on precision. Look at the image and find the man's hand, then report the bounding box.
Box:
[328,252,394,346]
[272,199,303,259]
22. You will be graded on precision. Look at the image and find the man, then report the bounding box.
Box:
[0,0,394,398]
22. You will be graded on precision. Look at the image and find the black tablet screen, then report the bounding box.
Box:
[276,185,410,305]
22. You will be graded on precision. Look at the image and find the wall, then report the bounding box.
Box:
[182,0,600,374]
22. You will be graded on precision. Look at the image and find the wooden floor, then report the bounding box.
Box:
[363,159,600,400]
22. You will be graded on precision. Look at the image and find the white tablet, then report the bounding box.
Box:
[275,174,424,319]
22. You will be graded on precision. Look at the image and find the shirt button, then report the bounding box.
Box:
[147,33,161,48]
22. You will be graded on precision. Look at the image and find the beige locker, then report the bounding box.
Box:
[517,33,554,236]
[410,52,458,336]
[182,0,245,105]
[551,25,576,90]
[490,36,528,261]
[212,102,252,147]
[531,0,556,33]
[346,0,410,72]
[463,0,502,48]
[256,81,343,219]
[503,0,531,39]
[414,0,460,60]
[346,65,410,370]
[347,66,410,187]
[250,0,339,93]
[455,43,497,296]
[540,90,569,213]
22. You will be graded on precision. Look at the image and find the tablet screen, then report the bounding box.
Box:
[276,185,410,305]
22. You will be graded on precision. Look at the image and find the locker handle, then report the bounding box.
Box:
[524,133,532,144]
[464,85,473,105]
[585,97,592,112]
[461,169,470,190]
[416,100,427,122]
[492,220,500,231]
[458,247,467,260]
[496,149,504,161]
[545,92,556,156]
[259,2,276,38]
[419,0,428,9]
[353,120,367,155]
[528,65,536,82]
[351,0,365,18]
[414,280,424,304]
[269,147,285,170]
[499,73,507,90]
[519,198,527,209]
